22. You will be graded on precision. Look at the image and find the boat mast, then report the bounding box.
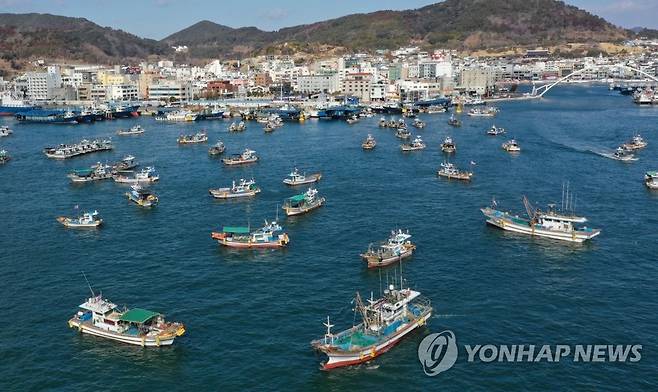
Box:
[82,271,95,297]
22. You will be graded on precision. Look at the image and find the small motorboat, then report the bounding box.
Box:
[346,115,359,124]
[487,125,506,135]
[412,118,425,129]
[57,210,102,228]
[229,121,246,132]
[177,132,208,144]
[0,149,11,164]
[395,128,411,140]
[283,168,322,185]
[502,139,521,153]
[209,141,226,155]
[222,149,258,166]
[0,125,13,137]
[441,136,456,153]
[362,134,376,150]
[117,125,144,136]
[448,114,462,127]
[621,134,647,151]
[126,185,159,207]
[611,146,636,162]
[645,171,658,189]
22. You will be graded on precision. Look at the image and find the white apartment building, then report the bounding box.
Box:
[297,73,339,93]
[19,71,61,100]
[148,81,193,101]
[107,84,139,101]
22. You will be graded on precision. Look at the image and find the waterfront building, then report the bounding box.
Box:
[148,81,193,101]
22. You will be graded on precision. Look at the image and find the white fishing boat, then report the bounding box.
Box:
[437,162,473,181]
[611,147,636,162]
[57,210,102,228]
[114,167,159,184]
[395,128,411,140]
[209,178,261,199]
[412,118,425,129]
[400,135,426,151]
[209,141,226,155]
[362,134,377,150]
[487,125,506,135]
[360,230,416,268]
[0,149,10,164]
[283,168,322,185]
[468,107,498,117]
[117,125,144,135]
[621,134,647,151]
[311,279,432,369]
[480,193,601,243]
[441,136,456,153]
[68,291,185,347]
[282,188,325,216]
[177,131,208,144]
[126,185,159,207]
[229,121,246,132]
[68,164,114,183]
[111,155,139,173]
[222,149,258,166]
[154,110,198,122]
[502,139,521,153]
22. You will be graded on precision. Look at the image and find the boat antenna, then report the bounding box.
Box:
[379,268,383,296]
[399,260,403,289]
[275,203,279,222]
[561,182,565,212]
[82,271,95,297]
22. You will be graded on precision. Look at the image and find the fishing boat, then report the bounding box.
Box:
[222,149,258,166]
[0,125,13,137]
[229,121,246,132]
[441,136,456,153]
[283,168,322,185]
[502,139,521,153]
[468,107,498,117]
[346,115,359,124]
[487,125,506,135]
[111,155,139,172]
[395,119,407,129]
[412,118,425,129]
[621,134,647,151]
[645,171,658,189]
[311,281,432,370]
[126,185,159,207]
[57,210,102,228]
[117,125,144,136]
[68,292,185,347]
[208,141,226,155]
[611,147,636,161]
[426,105,446,114]
[264,123,275,133]
[0,149,10,164]
[360,230,415,268]
[362,134,377,150]
[43,139,113,159]
[480,194,601,243]
[209,179,261,199]
[400,135,426,151]
[447,114,461,127]
[114,167,159,184]
[68,164,114,183]
[395,128,411,140]
[282,188,325,216]
[211,220,289,249]
[154,110,198,122]
[437,162,473,181]
[177,131,208,144]
[378,118,387,127]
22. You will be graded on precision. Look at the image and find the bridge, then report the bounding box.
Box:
[530,64,658,98]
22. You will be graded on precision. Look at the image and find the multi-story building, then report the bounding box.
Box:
[17,71,61,101]
[107,84,139,101]
[147,81,193,101]
[297,73,339,94]
[341,72,373,102]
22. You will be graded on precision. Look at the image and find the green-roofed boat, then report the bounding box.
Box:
[282,188,325,216]
[211,220,289,249]
[68,293,185,347]
[67,163,114,183]
[646,171,658,189]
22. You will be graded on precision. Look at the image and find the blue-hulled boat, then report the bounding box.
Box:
[15,109,78,124]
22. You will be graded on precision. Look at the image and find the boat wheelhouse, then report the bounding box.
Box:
[68,294,185,347]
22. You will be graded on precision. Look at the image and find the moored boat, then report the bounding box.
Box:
[360,230,415,268]
[480,195,601,243]
[502,139,521,153]
[229,121,246,132]
[447,114,461,127]
[437,162,473,181]
[441,136,456,153]
[0,125,13,137]
[68,293,185,347]
[395,128,411,140]
[400,135,426,151]
[68,163,114,183]
[211,220,289,249]
[154,110,198,122]
[177,131,208,144]
[44,139,113,159]
[57,210,102,228]
[362,134,377,150]
[209,141,226,155]
[111,155,139,173]
[487,125,506,135]
[114,167,159,184]
[468,107,498,117]
[222,149,258,166]
[282,188,325,216]
[126,184,159,207]
[209,178,261,199]
[412,118,425,129]
[311,282,432,370]
[283,168,322,185]
[117,125,144,136]
[346,115,359,124]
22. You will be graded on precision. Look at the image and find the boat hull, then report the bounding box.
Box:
[209,189,260,199]
[68,319,181,347]
[317,311,431,370]
[57,217,102,228]
[211,232,289,249]
[362,247,414,268]
[283,174,321,185]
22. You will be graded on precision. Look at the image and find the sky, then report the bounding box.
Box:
[1,0,657,39]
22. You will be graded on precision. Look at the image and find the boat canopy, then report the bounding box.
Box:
[73,168,94,175]
[288,194,306,203]
[119,308,160,324]
[222,226,250,234]
[647,171,657,178]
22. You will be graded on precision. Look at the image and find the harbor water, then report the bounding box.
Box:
[1,85,657,390]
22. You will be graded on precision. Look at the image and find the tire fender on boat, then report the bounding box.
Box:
[156,336,160,346]
[141,336,146,347]
[370,347,377,358]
